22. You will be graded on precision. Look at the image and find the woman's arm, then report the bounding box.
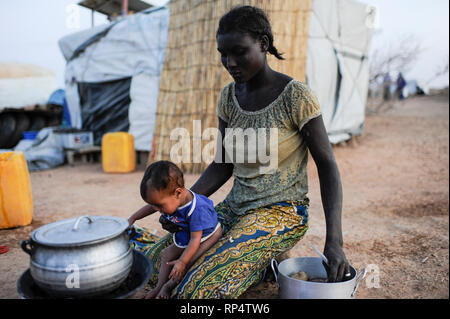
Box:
[301,115,350,282]
[128,204,157,226]
[190,117,234,197]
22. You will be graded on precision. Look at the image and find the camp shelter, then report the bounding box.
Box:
[306,0,374,143]
[151,0,374,173]
[58,6,169,150]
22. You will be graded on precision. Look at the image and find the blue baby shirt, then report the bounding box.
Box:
[161,190,219,248]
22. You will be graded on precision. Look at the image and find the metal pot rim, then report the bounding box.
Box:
[277,257,357,285]
[30,215,129,248]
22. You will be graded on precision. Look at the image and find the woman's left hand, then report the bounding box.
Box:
[323,241,350,282]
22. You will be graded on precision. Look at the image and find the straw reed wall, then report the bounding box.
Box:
[150,0,312,173]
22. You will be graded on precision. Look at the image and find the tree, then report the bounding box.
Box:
[369,34,423,85]
[367,35,423,113]
[426,57,449,86]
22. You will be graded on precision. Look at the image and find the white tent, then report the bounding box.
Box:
[306,0,374,143]
[58,6,169,151]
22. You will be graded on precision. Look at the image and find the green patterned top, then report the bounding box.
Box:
[216,79,322,215]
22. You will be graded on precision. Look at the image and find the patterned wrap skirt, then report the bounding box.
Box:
[129,199,309,299]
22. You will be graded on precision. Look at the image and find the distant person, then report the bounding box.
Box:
[396,72,406,100]
[383,73,392,101]
[128,160,222,299]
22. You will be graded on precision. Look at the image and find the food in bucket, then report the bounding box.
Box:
[290,271,328,283]
[290,271,308,281]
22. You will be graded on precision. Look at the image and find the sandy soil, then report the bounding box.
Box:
[0,94,448,299]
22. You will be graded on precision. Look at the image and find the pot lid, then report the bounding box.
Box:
[32,215,129,247]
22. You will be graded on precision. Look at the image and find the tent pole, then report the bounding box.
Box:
[91,9,94,28]
[122,0,128,16]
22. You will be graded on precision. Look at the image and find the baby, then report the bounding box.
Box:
[128,160,222,299]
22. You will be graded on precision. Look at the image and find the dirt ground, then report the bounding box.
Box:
[1,94,448,299]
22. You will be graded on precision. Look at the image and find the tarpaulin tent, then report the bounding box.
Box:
[58,6,169,150]
[306,0,373,143]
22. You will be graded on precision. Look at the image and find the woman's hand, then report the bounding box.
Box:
[167,259,187,282]
[323,240,350,282]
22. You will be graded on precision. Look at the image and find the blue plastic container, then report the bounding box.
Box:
[22,131,38,140]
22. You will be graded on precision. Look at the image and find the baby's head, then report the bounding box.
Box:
[140,160,185,215]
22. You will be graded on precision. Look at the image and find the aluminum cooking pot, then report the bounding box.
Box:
[271,257,367,299]
[20,215,133,298]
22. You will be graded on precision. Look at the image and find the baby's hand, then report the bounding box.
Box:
[167,259,186,282]
[127,216,136,227]
[127,204,158,227]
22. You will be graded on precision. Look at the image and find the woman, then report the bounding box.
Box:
[130,5,349,298]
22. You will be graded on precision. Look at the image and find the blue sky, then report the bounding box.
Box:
[0,0,448,89]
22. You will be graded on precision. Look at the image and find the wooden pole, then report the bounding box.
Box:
[122,0,128,16]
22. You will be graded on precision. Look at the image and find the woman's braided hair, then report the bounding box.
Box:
[216,5,285,60]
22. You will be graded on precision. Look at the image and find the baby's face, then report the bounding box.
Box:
[144,188,180,215]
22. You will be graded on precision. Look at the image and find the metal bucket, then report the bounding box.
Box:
[271,257,366,299]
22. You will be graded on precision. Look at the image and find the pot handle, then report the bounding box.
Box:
[73,215,94,231]
[270,258,279,287]
[351,267,367,298]
[20,239,34,255]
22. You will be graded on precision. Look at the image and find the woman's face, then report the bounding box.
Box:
[217,32,267,83]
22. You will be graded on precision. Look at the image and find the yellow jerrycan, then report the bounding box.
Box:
[0,151,33,229]
[101,132,136,173]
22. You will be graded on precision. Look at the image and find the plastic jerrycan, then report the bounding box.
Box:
[101,132,136,173]
[0,151,33,229]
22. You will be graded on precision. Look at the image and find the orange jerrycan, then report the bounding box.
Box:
[101,132,136,173]
[0,151,33,229]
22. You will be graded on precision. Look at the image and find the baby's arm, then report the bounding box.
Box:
[128,204,157,226]
[168,230,202,282]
